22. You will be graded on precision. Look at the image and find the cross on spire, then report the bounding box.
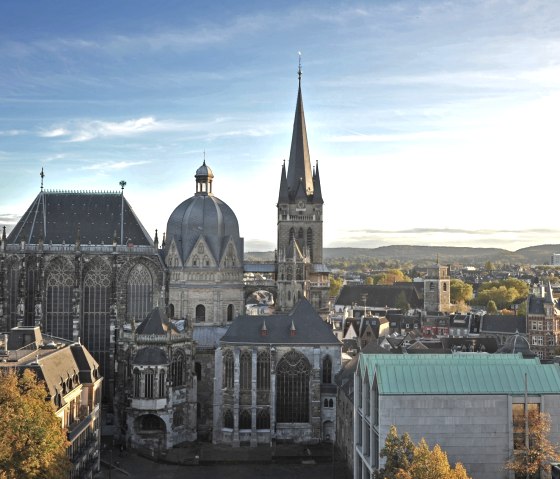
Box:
[40,167,45,190]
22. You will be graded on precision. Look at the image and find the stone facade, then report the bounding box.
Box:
[423,264,451,313]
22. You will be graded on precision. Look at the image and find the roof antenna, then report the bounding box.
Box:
[40,167,45,191]
[203,149,206,165]
[298,51,302,83]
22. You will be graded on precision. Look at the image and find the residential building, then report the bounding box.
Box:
[527,283,560,360]
[0,326,102,479]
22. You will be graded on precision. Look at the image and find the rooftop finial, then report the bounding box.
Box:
[40,167,45,191]
[298,51,302,83]
[119,180,126,192]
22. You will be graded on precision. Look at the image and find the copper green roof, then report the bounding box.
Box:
[358,354,560,395]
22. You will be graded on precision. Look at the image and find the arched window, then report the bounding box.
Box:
[307,228,313,261]
[223,350,234,389]
[224,409,233,429]
[240,351,252,391]
[322,356,332,384]
[24,264,37,327]
[239,410,252,430]
[127,264,153,324]
[133,368,140,397]
[173,410,183,427]
[158,370,166,398]
[287,266,293,281]
[196,304,206,323]
[45,258,74,340]
[288,291,291,301]
[256,409,270,430]
[83,260,111,390]
[195,362,202,382]
[227,304,234,322]
[171,350,186,386]
[141,414,165,431]
[192,255,199,267]
[298,227,303,239]
[324,398,329,408]
[167,303,175,319]
[257,351,270,390]
[296,266,302,281]
[276,351,310,423]
[144,369,154,398]
[329,399,333,408]
[289,227,295,239]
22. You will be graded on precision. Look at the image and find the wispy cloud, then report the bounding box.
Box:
[0,213,20,225]
[40,127,69,138]
[81,160,151,171]
[0,129,26,137]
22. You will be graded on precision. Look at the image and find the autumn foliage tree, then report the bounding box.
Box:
[374,426,472,479]
[0,369,70,479]
[505,410,560,478]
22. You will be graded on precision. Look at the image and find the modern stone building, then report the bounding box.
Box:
[354,353,560,479]
[213,299,341,446]
[0,326,102,479]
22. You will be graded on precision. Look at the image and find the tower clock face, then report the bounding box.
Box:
[297,200,305,209]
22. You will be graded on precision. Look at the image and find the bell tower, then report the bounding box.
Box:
[276,61,329,313]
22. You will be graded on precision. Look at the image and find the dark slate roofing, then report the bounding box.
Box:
[133,347,168,365]
[165,190,242,264]
[8,191,153,246]
[528,295,546,315]
[335,354,358,398]
[362,340,392,354]
[244,262,276,273]
[221,298,340,345]
[193,325,229,349]
[136,307,178,335]
[70,343,101,384]
[286,77,313,201]
[481,315,527,334]
[336,284,423,309]
[8,326,43,349]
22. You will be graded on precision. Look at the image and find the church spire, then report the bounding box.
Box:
[286,57,313,200]
[277,160,289,205]
[312,160,323,204]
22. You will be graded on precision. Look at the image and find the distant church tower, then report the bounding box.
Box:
[276,63,329,313]
[424,261,451,313]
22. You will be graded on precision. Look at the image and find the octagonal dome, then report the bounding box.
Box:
[165,162,242,264]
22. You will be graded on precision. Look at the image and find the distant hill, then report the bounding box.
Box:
[245,244,560,266]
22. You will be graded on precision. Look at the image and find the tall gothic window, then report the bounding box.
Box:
[196,304,206,322]
[240,351,252,391]
[276,351,310,423]
[223,350,234,389]
[127,264,153,324]
[322,356,332,384]
[171,350,186,387]
[144,369,154,398]
[257,351,270,390]
[5,259,20,331]
[239,410,251,430]
[298,227,304,239]
[82,260,111,388]
[223,409,233,429]
[24,264,37,327]
[227,304,234,322]
[45,258,74,340]
[256,409,270,429]
[159,370,166,398]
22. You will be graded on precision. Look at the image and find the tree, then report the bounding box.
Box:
[0,369,70,479]
[373,269,412,286]
[365,276,374,285]
[374,427,472,479]
[329,275,344,298]
[450,279,473,304]
[505,410,560,478]
[487,300,498,314]
[485,261,496,271]
[373,425,415,479]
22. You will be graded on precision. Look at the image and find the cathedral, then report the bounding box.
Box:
[0,68,339,450]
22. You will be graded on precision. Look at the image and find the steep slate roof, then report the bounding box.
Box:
[336,284,423,309]
[481,315,526,334]
[358,354,560,395]
[286,73,313,200]
[193,325,229,350]
[8,190,153,246]
[221,298,340,345]
[136,307,178,335]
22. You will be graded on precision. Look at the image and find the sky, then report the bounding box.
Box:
[1,0,560,252]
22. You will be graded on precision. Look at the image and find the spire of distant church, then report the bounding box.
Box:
[286,55,313,200]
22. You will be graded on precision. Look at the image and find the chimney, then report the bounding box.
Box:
[290,320,296,337]
[261,320,268,337]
